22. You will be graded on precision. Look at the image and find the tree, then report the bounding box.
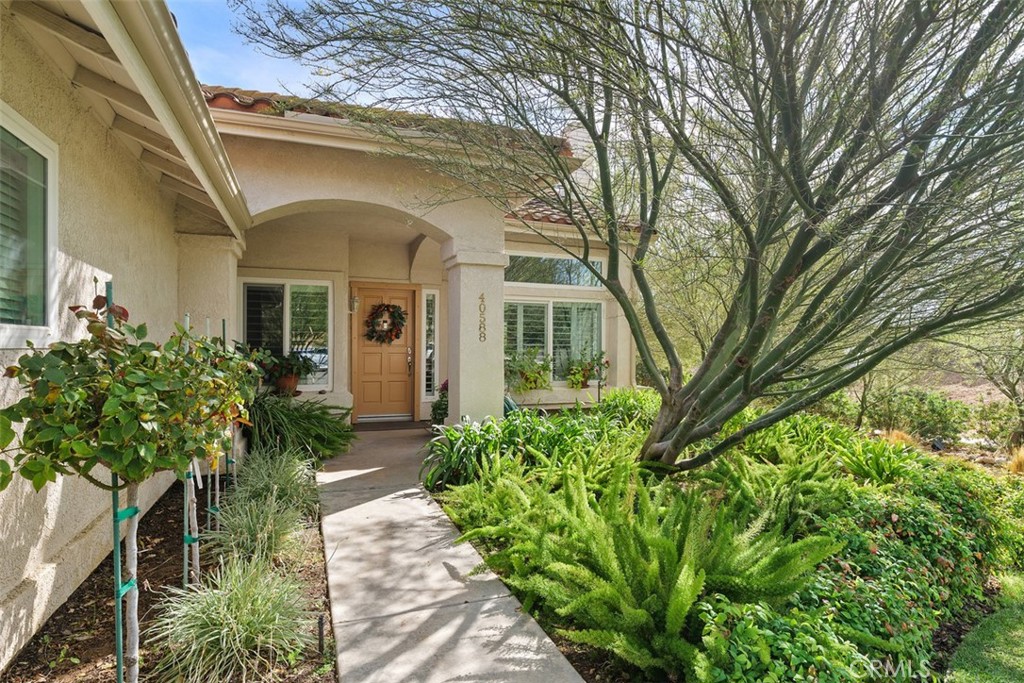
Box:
[235,0,1024,467]
[942,324,1024,448]
[0,299,258,683]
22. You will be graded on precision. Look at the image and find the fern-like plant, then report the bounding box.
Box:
[459,459,841,678]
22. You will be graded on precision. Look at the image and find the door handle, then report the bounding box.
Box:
[407,348,413,376]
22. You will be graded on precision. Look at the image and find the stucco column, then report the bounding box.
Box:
[176,234,243,337]
[442,241,506,423]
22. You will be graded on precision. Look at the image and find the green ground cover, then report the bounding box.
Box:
[424,389,1024,682]
[946,573,1024,683]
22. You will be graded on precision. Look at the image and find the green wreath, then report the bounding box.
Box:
[364,303,407,344]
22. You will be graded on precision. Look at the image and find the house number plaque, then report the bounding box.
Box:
[478,294,487,342]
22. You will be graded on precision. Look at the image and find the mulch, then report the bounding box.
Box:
[0,480,335,683]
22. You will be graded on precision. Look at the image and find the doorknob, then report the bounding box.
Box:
[407,347,413,376]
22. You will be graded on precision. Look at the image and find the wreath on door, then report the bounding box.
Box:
[364,303,407,344]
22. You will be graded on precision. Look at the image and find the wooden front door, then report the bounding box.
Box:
[353,286,416,421]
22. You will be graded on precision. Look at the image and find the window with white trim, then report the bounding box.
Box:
[0,103,57,348]
[242,280,332,390]
[504,300,602,381]
[505,254,603,287]
[423,289,439,398]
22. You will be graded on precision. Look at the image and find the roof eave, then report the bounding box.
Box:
[85,1,251,241]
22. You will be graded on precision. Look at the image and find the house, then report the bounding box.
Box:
[0,0,635,670]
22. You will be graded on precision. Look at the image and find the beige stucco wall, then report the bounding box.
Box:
[0,18,181,672]
[239,222,353,406]
[224,131,510,421]
[237,218,453,419]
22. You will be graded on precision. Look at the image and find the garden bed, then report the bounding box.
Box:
[0,480,334,683]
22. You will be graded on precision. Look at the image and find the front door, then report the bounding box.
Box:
[353,286,416,421]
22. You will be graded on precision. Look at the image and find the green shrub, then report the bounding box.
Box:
[834,439,921,485]
[795,468,1006,669]
[973,399,1021,450]
[865,388,970,444]
[246,391,355,461]
[739,413,853,465]
[454,457,840,679]
[206,493,302,565]
[806,390,860,426]
[430,381,449,425]
[148,559,313,682]
[421,409,639,491]
[234,446,319,521]
[597,387,661,428]
[504,349,552,392]
[697,595,867,682]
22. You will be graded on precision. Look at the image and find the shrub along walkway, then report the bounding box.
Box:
[317,428,583,683]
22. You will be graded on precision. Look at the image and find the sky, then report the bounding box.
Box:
[166,0,315,95]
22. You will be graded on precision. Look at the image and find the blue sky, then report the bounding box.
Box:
[167,0,314,94]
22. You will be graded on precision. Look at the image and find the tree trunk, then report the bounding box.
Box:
[124,482,140,683]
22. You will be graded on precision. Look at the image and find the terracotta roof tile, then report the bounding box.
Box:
[506,198,577,225]
[200,85,573,157]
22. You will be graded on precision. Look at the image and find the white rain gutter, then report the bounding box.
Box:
[84,1,251,242]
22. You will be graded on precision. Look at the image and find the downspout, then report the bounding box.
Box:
[84,1,251,242]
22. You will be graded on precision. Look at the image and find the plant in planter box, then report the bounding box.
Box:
[0,297,259,683]
[258,350,318,395]
[431,379,449,424]
[504,350,552,393]
[565,350,609,389]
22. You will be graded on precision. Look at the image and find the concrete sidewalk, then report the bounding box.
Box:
[318,428,584,683]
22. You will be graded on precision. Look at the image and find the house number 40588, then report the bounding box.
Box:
[478,294,487,342]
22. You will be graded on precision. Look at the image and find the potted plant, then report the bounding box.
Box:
[565,350,609,389]
[504,349,552,393]
[259,351,318,396]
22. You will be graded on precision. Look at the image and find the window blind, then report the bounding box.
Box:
[0,126,47,326]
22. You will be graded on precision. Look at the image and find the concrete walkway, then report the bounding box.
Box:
[318,428,584,683]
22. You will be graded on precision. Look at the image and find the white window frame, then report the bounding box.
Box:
[0,101,59,349]
[504,296,604,385]
[238,277,334,392]
[421,288,440,400]
[504,251,607,291]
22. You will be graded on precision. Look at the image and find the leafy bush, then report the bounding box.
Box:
[430,380,449,424]
[973,399,1020,450]
[697,595,866,682]
[805,390,860,426]
[834,439,921,485]
[865,388,970,444]
[597,387,661,428]
[504,349,552,392]
[450,453,840,679]
[148,559,312,682]
[246,391,355,461]
[206,493,302,565]
[233,446,319,521]
[421,409,638,491]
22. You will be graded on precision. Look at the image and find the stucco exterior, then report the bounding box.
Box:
[224,131,508,421]
[0,16,182,672]
[0,1,640,670]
